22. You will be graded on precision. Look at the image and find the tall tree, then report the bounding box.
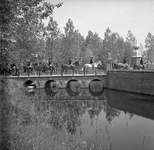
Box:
[2,0,63,64]
[61,19,84,63]
[45,17,62,61]
[0,0,13,65]
[145,33,154,64]
[102,28,125,63]
[102,27,113,62]
[126,30,137,47]
[124,30,137,64]
[84,31,102,62]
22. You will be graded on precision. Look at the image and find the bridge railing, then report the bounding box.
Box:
[1,66,105,77]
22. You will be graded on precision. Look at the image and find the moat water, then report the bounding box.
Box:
[0,79,154,150]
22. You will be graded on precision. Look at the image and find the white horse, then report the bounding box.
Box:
[82,61,102,73]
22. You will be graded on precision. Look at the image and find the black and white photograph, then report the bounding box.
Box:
[0,0,154,149]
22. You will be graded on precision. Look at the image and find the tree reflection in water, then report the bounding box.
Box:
[1,81,109,149]
[2,79,154,150]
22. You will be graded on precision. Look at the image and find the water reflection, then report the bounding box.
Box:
[45,87,58,97]
[105,89,154,120]
[1,79,154,150]
[25,83,105,100]
[89,80,104,96]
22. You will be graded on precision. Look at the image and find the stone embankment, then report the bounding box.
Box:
[105,70,154,96]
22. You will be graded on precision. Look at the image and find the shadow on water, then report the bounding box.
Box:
[105,89,154,120]
[1,79,154,150]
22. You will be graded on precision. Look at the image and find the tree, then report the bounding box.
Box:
[126,30,137,47]
[61,19,84,64]
[124,30,137,64]
[84,31,103,63]
[139,43,144,57]
[102,28,125,63]
[0,0,13,65]
[145,33,154,64]
[115,36,125,63]
[1,0,63,64]
[45,17,62,61]
[102,27,112,57]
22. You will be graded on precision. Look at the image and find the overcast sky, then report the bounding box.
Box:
[46,0,154,45]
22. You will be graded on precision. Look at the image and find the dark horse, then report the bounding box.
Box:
[133,64,146,70]
[42,62,59,75]
[72,60,81,73]
[0,64,10,75]
[73,60,80,68]
[23,61,34,75]
[0,63,20,76]
[112,62,129,70]
[10,63,20,76]
[61,64,75,75]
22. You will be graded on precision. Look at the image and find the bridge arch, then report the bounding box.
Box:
[45,80,57,88]
[66,79,81,97]
[89,79,104,96]
[44,80,58,96]
[24,80,36,88]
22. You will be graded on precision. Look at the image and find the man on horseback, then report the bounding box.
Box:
[123,57,126,64]
[27,60,31,67]
[69,57,72,65]
[68,57,73,67]
[140,57,144,69]
[140,57,143,65]
[48,58,52,66]
[90,57,94,70]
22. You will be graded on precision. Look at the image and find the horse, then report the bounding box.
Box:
[0,64,10,75]
[2,63,12,76]
[73,60,80,68]
[9,63,20,76]
[72,60,82,73]
[42,61,59,75]
[43,64,55,75]
[23,61,34,75]
[61,64,75,75]
[133,64,146,70]
[53,62,59,74]
[112,62,129,70]
[82,61,102,74]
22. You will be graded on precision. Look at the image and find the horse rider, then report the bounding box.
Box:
[140,57,144,69]
[27,60,31,67]
[123,57,126,64]
[48,58,52,66]
[140,57,143,65]
[68,57,73,67]
[11,62,19,75]
[90,57,94,70]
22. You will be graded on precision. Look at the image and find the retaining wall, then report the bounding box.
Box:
[105,70,154,96]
